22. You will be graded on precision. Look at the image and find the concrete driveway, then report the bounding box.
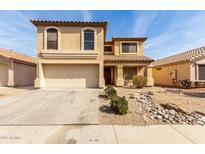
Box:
[0,89,99,125]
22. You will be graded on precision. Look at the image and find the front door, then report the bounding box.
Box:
[104,67,111,85]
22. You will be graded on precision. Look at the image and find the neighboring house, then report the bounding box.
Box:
[31,19,154,88]
[0,48,36,87]
[152,46,205,87]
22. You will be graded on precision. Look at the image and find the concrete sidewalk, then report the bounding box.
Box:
[0,125,204,144]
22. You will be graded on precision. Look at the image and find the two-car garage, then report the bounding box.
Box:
[43,64,99,88]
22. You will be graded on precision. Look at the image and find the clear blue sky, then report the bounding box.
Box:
[0,10,205,59]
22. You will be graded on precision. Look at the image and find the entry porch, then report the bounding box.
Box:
[104,64,154,87]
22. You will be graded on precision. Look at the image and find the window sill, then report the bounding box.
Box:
[120,52,139,55]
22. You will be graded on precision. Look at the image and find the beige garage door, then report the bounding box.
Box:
[0,63,8,87]
[44,64,99,88]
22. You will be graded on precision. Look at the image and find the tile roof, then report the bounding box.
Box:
[30,19,107,28]
[152,46,205,67]
[104,55,154,63]
[0,48,36,64]
[111,37,147,42]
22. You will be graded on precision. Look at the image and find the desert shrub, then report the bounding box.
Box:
[179,79,194,89]
[117,96,128,115]
[109,94,119,113]
[110,95,128,115]
[132,75,147,88]
[104,85,117,98]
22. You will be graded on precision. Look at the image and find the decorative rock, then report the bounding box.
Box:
[148,91,154,95]
[197,121,204,125]
[150,116,155,120]
[153,111,158,115]
[156,115,162,120]
[169,110,176,115]
[163,114,169,119]
[135,92,205,125]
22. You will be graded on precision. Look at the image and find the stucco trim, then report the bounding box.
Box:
[44,26,61,51]
[40,52,98,59]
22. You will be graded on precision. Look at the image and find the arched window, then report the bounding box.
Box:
[84,29,94,50]
[47,28,58,50]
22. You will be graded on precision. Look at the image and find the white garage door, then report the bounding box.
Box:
[0,63,8,87]
[44,64,99,88]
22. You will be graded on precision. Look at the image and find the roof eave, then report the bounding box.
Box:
[30,19,108,28]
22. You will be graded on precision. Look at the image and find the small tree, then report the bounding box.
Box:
[132,75,147,88]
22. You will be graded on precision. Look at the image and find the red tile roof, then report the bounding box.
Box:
[111,37,147,42]
[30,19,107,30]
[0,48,36,64]
[104,55,154,63]
[152,46,205,67]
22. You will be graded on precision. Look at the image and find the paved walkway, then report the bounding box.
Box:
[0,125,204,144]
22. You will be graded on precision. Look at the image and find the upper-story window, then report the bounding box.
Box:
[84,29,94,50]
[104,45,112,52]
[122,43,138,53]
[47,28,58,50]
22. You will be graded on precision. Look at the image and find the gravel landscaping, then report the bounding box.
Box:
[99,86,205,126]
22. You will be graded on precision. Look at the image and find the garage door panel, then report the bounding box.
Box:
[44,64,99,88]
[0,63,8,87]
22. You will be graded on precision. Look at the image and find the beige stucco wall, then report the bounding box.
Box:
[152,62,191,87]
[0,63,8,87]
[13,62,36,86]
[37,26,104,54]
[113,40,145,56]
[43,64,99,88]
[35,25,105,88]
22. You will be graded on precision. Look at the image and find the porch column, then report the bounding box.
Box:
[137,66,145,76]
[34,62,45,88]
[7,61,14,87]
[116,65,124,86]
[99,62,105,88]
[146,66,154,86]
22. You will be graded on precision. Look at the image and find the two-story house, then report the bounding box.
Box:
[31,19,154,88]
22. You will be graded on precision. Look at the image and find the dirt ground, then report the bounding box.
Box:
[154,88,205,114]
[99,86,205,125]
[0,86,34,100]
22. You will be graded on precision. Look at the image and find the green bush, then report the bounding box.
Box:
[117,96,128,115]
[104,85,117,98]
[109,94,119,113]
[132,75,147,88]
[110,95,128,115]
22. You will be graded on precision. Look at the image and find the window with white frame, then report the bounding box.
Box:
[47,28,58,50]
[122,43,138,53]
[199,65,205,80]
[84,29,94,50]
